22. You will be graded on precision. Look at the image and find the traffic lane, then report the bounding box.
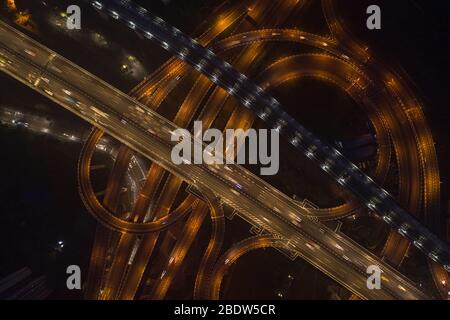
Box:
[0,46,43,85]
[0,21,53,67]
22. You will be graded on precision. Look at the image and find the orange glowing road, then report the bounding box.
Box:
[209,235,285,299]
[84,145,132,299]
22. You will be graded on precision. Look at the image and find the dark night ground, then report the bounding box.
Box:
[0,0,448,299]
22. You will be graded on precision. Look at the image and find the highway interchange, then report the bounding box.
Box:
[85,0,450,274]
[0,0,448,299]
